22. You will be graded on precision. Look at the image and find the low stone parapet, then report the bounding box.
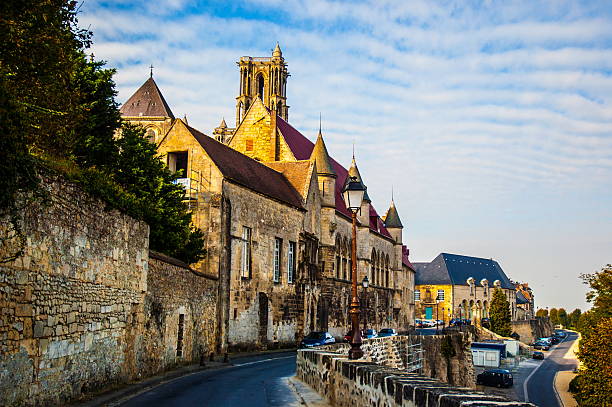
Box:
[297,338,537,407]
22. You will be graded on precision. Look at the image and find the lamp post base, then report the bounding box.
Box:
[348,321,363,360]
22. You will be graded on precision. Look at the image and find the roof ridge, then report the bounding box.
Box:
[120,76,175,119]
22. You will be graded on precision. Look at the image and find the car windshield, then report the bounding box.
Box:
[305,332,325,340]
[380,329,392,333]
[365,329,375,334]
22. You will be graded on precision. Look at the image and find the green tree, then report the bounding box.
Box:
[549,308,559,325]
[558,308,568,327]
[570,265,612,406]
[489,288,512,337]
[569,309,582,329]
[1,0,205,264]
[536,308,548,318]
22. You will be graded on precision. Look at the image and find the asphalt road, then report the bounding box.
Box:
[524,331,579,407]
[119,352,299,407]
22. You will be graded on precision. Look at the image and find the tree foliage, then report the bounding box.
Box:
[549,308,559,325]
[1,0,204,263]
[489,288,512,337]
[536,308,548,318]
[570,265,612,407]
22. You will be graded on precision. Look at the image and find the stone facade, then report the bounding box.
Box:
[122,46,417,351]
[510,317,553,344]
[0,176,219,406]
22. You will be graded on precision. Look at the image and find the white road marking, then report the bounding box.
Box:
[233,355,295,367]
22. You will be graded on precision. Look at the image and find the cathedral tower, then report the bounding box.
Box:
[236,43,289,126]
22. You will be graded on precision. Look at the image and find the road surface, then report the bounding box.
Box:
[119,352,299,407]
[524,331,579,407]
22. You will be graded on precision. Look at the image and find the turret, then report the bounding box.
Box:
[310,129,336,208]
[384,199,403,244]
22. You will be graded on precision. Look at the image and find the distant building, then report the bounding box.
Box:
[413,253,517,324]
[514,282,534,320]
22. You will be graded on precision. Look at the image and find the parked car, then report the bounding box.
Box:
[300,331,335,348]
[532,351,545,360]
[481,318,490,329]
[435,320,444,326]
[422,320,436,327]
[533,342,550,351]
[378,328,398,337]
[415,319,424,328]
[554,330,567,338]
[550,336,560,344]
[476,369,514,388]
[363,329,378,339]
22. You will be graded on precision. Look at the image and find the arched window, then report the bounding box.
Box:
[257,73,265,99]
[245,100,250,114]
[370,249,376,285]
[277,101,283,115]
[335,236,341,279]
[385,255,390,287]
[342,237,349,280]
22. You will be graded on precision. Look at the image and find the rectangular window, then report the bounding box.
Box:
[335,255,340,278]
[273,238,281,283]
[437,289,445,301]
[176,314,185,357]
[241,227,252,279]
[167,151,188,177]
[287,241,296,283]
[414,290,421,301]
[246,138,254,152]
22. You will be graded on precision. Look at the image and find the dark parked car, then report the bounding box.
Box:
[378,328,398,337]
[300,331,335,348]
[533,342,550,351]
[532,351,545,360]
[481,318,490,329]
[476,369,514,388]
[363,329,378,339]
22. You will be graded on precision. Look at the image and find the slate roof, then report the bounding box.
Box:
[516,290,529,305]
[120,77,175,119]
[384,201,403,228]
[310,131,336,176]
[186,124,304,209]
[402,246,415,271]
[276,116,392,238]
[414,253,514,290]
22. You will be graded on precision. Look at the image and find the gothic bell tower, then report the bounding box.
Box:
[235,43,289,126]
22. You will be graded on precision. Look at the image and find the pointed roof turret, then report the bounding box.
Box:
[347,155,371,202]
[219,117,227,128]
[120,76,175,119]
[384,200,403,228]
[272,42,283,58]
[310,129,336,177]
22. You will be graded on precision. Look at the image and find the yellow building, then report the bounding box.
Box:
[413,253,517,325]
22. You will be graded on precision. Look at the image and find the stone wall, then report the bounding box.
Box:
[139,252,219,378]
[0,176,149,406]
[511,317,553,344]
[319,334,475,388]
[297,339,536,407]
[0,176,220,406]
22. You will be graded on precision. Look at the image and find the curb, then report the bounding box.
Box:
[288,377,330,407]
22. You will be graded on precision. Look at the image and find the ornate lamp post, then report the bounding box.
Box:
[362,276,369,333]
[342,175,366,359]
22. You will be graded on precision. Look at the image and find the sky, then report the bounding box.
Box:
[80,0,612,311]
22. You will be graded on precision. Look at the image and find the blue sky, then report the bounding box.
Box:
[81,0,612,311]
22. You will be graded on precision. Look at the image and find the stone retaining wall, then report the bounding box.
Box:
[511,318,553,344]
[0,176,219,406]
[320,334,475,387]
[297,341,536,407]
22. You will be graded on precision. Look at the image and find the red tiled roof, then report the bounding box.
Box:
[402,246,415,271]
[186,124,304,209]
[276,117,391,238]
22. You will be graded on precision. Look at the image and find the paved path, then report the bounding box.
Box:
[118,352,299,407]
[524,332,579,407]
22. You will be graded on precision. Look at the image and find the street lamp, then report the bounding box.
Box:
[362,275,369,333]
[342,176,366,360]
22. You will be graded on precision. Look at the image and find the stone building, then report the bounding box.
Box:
[514,282,535,320]
[120,44,416,350]
[413,253,517,325]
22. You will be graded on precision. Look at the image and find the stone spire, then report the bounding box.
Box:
[219,117,227,128]
[384,200,403,229]
[310,125,336,177]
[347,155,371,202]
[273,42,283,58]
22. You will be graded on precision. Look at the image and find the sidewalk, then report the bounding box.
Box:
[554,371,578,407]
[74,348,297,406]
[288,377,331,407]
